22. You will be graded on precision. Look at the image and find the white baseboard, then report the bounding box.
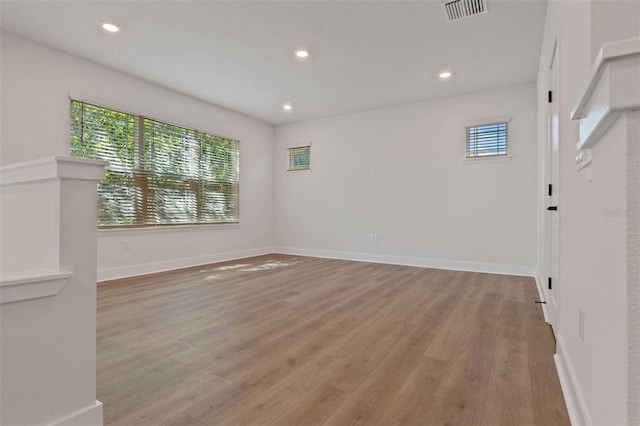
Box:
[98,245,536,282]
[534,274,551,323]
[53,400,103,426]
[555,337,591,426]
[273,246,536,277]
[98,247,273,281]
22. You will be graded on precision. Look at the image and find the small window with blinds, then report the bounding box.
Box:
[287,145,311,171]
[70,100,239,228]
[465,121,509,158]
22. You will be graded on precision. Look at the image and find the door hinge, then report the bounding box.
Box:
[548,277,552,290]
[548,90,553,103]
[548,184,553,196]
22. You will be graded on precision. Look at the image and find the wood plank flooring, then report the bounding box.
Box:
[97,254,570,426]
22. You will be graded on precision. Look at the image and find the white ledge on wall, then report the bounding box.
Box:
[0,271,72,304]
[571,37,640,151]
[0,156,108,186]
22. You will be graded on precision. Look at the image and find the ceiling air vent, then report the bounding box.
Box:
[441,0,487,22]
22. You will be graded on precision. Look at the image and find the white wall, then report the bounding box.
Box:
[590,0,640,63]
[536,1,640,424]
[1,32,275,280]
[274,83,538,275]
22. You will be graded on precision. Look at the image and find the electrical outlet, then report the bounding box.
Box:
[579,309,585,341]
[123,240,130,250]
[367,233,380,242]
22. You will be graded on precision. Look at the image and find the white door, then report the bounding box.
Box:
[546,42,560,331]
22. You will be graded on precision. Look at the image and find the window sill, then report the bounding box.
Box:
[463,155,512,164]
[286,168,312,175]
[98,223,241,234]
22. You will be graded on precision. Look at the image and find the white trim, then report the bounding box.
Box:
[0,156,108,186]
[576,153,592,171]
[555,336,592,426]
[273,246,535,277]
[576,107,623,151]
[99,223,241,234]
[52,400,103,426]
[98,247,272,281]
[285,169,312,175]
[570,38,640,150]
[286,142,312,149]
[0,271,72,304]
[463,155,512,164]
[98,246,536,282]
[571,37,640,120]
[534,274,550,324]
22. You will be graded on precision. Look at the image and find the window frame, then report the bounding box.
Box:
[286,144,312,172]
[70,99,240,229]
[464,116,511,160]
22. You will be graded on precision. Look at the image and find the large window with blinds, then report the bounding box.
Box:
[70,100,239,228]
[465,121,508,158]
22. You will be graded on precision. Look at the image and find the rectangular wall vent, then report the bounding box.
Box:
[441,0,487,22]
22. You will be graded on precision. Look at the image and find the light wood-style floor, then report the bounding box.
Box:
[97,254,570,426]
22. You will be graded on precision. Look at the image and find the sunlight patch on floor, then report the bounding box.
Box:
[238,260,304,272]
[213,264,251,271]
[204,274,224,280]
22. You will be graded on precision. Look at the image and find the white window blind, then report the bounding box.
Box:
[287,145,311,171]
[465,121,508,158]
[70,100,239,228]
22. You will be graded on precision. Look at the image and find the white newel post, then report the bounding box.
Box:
[572,38,640,425]
[0,157,107,426]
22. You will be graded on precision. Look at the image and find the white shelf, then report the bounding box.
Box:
[0,271,72,304]
[571,37,640,151]
[0,156,108,186]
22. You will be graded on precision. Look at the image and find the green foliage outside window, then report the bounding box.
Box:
[70,100,239,227]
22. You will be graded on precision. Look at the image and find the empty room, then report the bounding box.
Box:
[1,1,639,425]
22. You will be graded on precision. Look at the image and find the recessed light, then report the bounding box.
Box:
[439,71,452,79]
[295,49,309,59]
[283,104,293,111]
[101,22,120,33]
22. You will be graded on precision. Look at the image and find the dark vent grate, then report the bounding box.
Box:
[441,0,487,22]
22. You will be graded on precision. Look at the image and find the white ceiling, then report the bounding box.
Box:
[1,0,547,125]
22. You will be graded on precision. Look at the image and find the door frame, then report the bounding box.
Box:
[542,37,560,332]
